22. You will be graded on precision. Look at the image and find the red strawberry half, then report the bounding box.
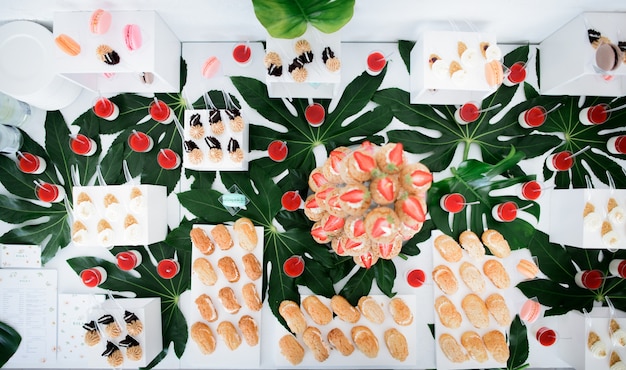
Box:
[409,170,433,187]
[311,171,328,188]
[305,197,319,209]
[378,242,394,258]
[352,219,366,238]
[311,226,328,242]
[377,177,396,202]
[388,143,404,167]
[316,186,334,200]
[345,239,363,250]
[402,196,426,222]
[371,217,392,238]
[329,149,346,173]
[360,252,374,269]
[340,189,365,204]
[323,215,345,232]
[327,195,341,211]
[354,151,376,173]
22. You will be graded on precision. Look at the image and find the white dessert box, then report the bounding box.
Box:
[540,12,626,97]
[559,307,626,370]
[265,25,341,99]
[549,189,626,249]
[410,31,499,105]
[72,184,168,247]
[53,10,180,93]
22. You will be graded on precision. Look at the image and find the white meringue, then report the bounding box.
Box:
[72,229,88,245]
[590,340,608,358]
[431,60,449,80]
[603,230,620,249]
[609,206,626,225]
[611,361,626,370]
[98,229,114,248]
[612,329,626,346]
[451,69,469,86]
[584,212,602,231]
[124,223,142,244]
[485,45,502,61]
[128,195,145,214]
[104,203,124,222]
[75,201,96,220]
[461,49,481,68]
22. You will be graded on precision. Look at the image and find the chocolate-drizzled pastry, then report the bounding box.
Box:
[189,113,205,139]
[208,108,225,135]
[589,29,601,44]
[225,107,244,132]
[98,314,122,338]
[96,45,120,65]
[204,136,223,162]
[288,57,305,73]
[228,138,244,163]
[295,39,314,64]
[264,51,283,77]
[288,58,308,83]
[124,310,143,336]
[184,140,203,165]
[322,46,341,72]
[102,341,123,367]
[83,320,100,346]
[119,335,143,361]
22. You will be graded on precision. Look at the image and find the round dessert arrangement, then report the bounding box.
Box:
[304,142,433,268]
[188,220,264,366]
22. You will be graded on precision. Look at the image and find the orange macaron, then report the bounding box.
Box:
[55,34,81,56]
[485,59,504,87]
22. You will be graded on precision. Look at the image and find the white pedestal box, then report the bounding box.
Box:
[549,189,626,249]
[72,184,168,247]
[53,10,180,93]
[540,12,626,97]
[265,26,341,99]
[410,31,499,105]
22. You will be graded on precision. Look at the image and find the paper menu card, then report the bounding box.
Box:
[0,269,57,365]
[0,244,42,268]
[57,294,106,364]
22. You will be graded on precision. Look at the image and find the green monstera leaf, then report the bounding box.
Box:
[428,147,539,247]
[507,315,529,370]
[252,0,355,38]
[231,69,392,179]
[67,240,191,359]
[178,165,338,331]
[0,321,21,367]
[518,230,626,316]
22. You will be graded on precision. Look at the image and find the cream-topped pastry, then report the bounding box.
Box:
[588,331,607,358]
[461,48,480,68]
[124,214,141,243]
[584,212,602,231]
[450,69,469,85]
[602,221,620,249]
[72,221,88,244]
[484,45,502,61]
[97,219,114,247]
[76,192,96,219]
[608,198,625,225]
[611,352,626,370]
[128,187,145,214]
[431,60,449,79]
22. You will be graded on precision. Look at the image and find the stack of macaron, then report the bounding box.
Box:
[305,142,433,268]
[55,9,143,67]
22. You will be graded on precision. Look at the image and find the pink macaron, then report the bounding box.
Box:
[90,9,112,34]
[123,24,143,51]
[201,56,221,78]
[520,299,541,323]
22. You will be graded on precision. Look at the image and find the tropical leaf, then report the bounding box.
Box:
[427,148,538,247]
[251,0,355,38]
[67,241,191,358]
[0,321,21,367]
[0,195,70,264]
[507,315,529,370]
[231,70,391,178]
[398,40,415,74]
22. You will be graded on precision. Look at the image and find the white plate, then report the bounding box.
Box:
[0,21,81,109]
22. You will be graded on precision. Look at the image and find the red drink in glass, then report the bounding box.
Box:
[305,103,325,127]
[575,269,603,289]
[281,191,302,211]
[157,149,181,170]
[157,259,179,279]
[367,51,386,75]
[232,44,252,65]
[608,136,626,155]
[128,131,153,152]
[455,102,480,124]
[93,97,119,120]
[70,134,96,156]
[580,104,609,125]
[80,267,107,288]
[149,100,173,124]
[547,151,573,171]
[505,62,527,86]
[283,255,305,278]
[493,201,518,222]
[519,106,546,128]
[440,193,465,213]
[116,251,142,271]
[536,327,558,346]
[406,269,426,288]
[520,181,542,201]
[36,182,64,203]
[268,140,288,162]
[18,152,45,174]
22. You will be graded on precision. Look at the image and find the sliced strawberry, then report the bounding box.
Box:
[371,218,391,238]
[378,242,394,258]
[360,252,374,269]
[311,171,328,188]
[311,226,328,242]
[345,238,363,250]
[354,151,376,173]
[340,189,364,203]
[329,149,346,173]
[327,195,341,211]
[388,143,404,167]
[305,197,319,209]
[323,215,345,232]
[316,186,334,200]
[335,238,346,254]
[402,196,426,222]
[377,177,395,201]
[409,170,433,187]
[353,219,366,238]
